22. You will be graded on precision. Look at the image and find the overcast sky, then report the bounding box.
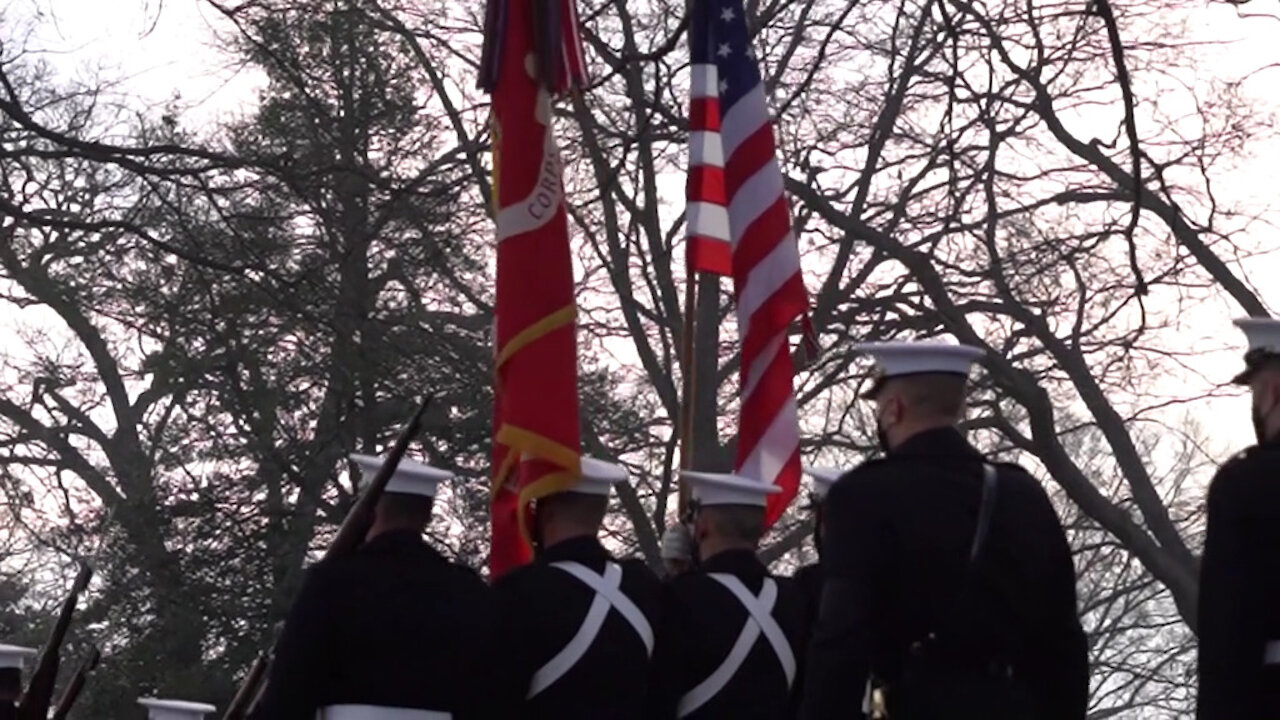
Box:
[8,0,1280,466]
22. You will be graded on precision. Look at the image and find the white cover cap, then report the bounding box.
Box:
[1232,317,1280,384]
[855,340,984,398]
[803,466,843,501]
[564,457,629,497]
[0,644,36,670]
[660,523,693,560]
[350,453,452,498]
[138,698,217,720]
[681,470,780,507]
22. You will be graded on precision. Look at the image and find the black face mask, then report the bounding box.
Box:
[876,422,892,456]
[1253,405,1268,444]
[812,512,824,561]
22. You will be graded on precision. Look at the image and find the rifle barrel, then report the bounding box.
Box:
[220,652,268,720]
[49,647,99,720]
[17,563,92,720]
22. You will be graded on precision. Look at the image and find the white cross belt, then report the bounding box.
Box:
[1265,640,1280,665]
[526,561,655,699]
[676,574,797,718]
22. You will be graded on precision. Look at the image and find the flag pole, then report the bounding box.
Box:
[677,271,698,518]
[676,0,698,520]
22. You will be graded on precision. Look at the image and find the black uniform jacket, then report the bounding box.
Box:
[647,548,808,720]
[249,529,496,720]
[1197,440,1280,720]
[798,427,1088,720]
[490,535,663,719]
[793,562,823,631]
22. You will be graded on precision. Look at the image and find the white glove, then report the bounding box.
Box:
[660,523,693,562]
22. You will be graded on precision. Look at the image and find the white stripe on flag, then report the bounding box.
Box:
[735,233,801,328]
[720,85,770,157]
[690,64,719,99]
[689,131,725,168]
[741,334,786,401]
[687,202,732,242]
[737,396,800,486]
[496,127,564,242]
[728,158,786,248]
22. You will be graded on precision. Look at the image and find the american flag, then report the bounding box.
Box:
[687,0,812,527]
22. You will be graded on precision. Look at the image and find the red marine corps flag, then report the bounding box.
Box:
[480,0,588,578]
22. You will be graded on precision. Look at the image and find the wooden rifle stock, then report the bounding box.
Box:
[16,562,92,720]
[220,651,268,720]
[48,646,99,720]
[221,395,434,720]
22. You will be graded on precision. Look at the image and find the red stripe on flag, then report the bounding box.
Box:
[690,97,722,133]
[729,198,791,293]
[687,165,728,205]
[740,274,810,364]
[688,236,733,276]
[723,123,775,193]
[735,341,795,453]
[764,449,801,528]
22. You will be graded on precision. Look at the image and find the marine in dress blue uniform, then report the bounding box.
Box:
[799,341,1087,720]
[250,455,496,720]
[792,467,840,626]
[648,471,807,720]
[491,457,663,720]
[1197,318,1280,720]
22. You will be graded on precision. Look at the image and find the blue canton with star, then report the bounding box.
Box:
[691,0,763,111]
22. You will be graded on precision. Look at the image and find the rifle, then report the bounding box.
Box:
[221,651,268,720]
[221,395,434,720]
[48,646,99,720]
[16,562,92,720]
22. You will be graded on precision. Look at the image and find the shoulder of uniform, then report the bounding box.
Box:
[446,561,487,584]
[991,460,1030,472]
[490,562,535,591]
[667,569,707,592]
[833,456,896,483]
[826,457,898,499]
[292,555,350,596]
[1208,446,1271,497]
[848,455,894,474]
[767,574,808,607]
[304,553,346,579]
[619,557,661,579]
[990,461,1040,483]
[769,572,801,587]
[1226,444,1269,466]
[792,563,820,580]
[1216,444,1280,479]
